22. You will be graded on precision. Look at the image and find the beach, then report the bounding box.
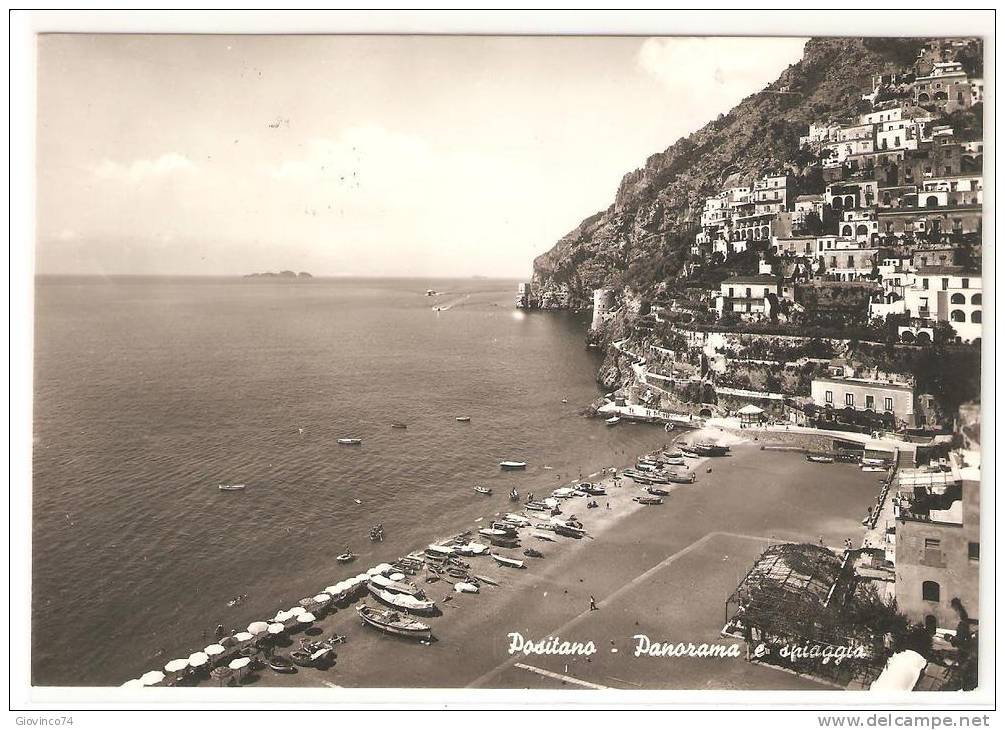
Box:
[189,427,881,691]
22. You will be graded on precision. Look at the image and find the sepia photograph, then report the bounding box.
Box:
[10,9,994,719]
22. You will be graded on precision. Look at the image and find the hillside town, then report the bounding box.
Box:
[518,37,983,691]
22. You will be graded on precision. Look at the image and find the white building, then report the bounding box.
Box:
[902,268,982,343]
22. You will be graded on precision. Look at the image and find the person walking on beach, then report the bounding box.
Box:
[589,595,599,611]
[215,624,225,641]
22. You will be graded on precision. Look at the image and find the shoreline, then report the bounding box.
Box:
[126,424,879,691]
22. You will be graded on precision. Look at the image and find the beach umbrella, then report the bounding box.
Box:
[288,606,306,617]
[139,670,165,686]
[121,679,144,688]
[324,585,340,595]
[298,597,317,610]
[204,644,226,657]
[164,658,189,673]
[233,631,254,643]
[187,652,209,668]
[247,621,270,635]
[355,573,369,581]
[374,563,393,573]
[389,573,405,582]
[274,609,292,622]
[366,567,381,576]
[228,656,252,670]
[314,592,331,601]
[297,612,316,625]
[267,623,284,635]
[210,665,233,687]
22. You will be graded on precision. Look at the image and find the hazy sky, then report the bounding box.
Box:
[36,34,807,277]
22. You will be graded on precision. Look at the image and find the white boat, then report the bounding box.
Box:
[605,416,621,426]
[218,484,246,491]
[454,541,490,557]
[456,416,471,422]
[491,553,525,569]
[368,585,437,614]
[500,461,527,470]
[357,605,432,640]
[551,487,576,499]
[473,486,492,495]
[337,438,363,445]
[425,544,455,559]
[369,574,425,598]
[478,528,511,539]
[807,454,835,464]
[503,513,531,527]
[454,582,479,594]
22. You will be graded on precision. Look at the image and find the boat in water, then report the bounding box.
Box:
[500,461,527,470]
[605,416,621,426]
[694,442,729,457]
[491,553,525,569]
[456,416,471,423]
[218,484,246,491]
[335,551,357,564]
[337,438,363,446]
[473,486,492,496]
[357,605,432,641]
[391,423,407,429]
[509,488,520,502]
[368,585,437,615]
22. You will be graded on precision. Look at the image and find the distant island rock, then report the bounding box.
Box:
[243,271,313,279]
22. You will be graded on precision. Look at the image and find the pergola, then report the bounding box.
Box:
[737,404,765,427]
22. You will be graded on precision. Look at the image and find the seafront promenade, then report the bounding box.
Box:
[124,427,884,691]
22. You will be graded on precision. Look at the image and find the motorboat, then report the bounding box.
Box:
[337,438,363,446]
[357,605,432,641]
[500,461,527,470]
[551,487,576,499]
[605,416,621,426]
[489,521,519,536]
[218,484,246,491]
[524,500,550,512]
[369,573,425,597]
[391,423,408,429]
[424,544,454,560]
[503,513,531,527]
[454,542,490,557]
[368,585,437,615]
[666,471,695,484]
[806,453,835,464]
[552,523,586,539]
[477,528,510,539]
[473,486,492,496]
[581,483,607,496]
[491,553,525,569]
[694,442,729,457]
[664,457,685,466]
[335,551,357,564]
[456,416,471,422]
[634,495,664,505]
[679,448,700,459]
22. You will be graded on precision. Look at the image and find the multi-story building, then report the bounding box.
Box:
[811,373,915,427]
[820,246,879,281]
[826,180,879,210]
[752,174,793,216]
[715,275,781,320]
[895,466,980,631]
[839,209,879,243]
[902,267,982,343]
[915,62,974,113]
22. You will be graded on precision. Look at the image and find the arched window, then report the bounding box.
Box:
[901,330,916,344]
[916,331,932,344]
[971,293,981,305]
[842,225,853,236]
[856,224,868,236]
[922,581,940,602]
[845,195,855,209]
[951,293,966,304]
[917,92,930,103]
[951,309,966,322]
[925,195,940,208]
[971,310,981,324]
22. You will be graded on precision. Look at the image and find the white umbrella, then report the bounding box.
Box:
[288,606,306,617]
[267,623,284,635]
[366,567,381,576]
[121,679,144,688]
[234,631,254,642]
[312,593,331,603]
[354,573,369,581]
[273,609,292,622]
[187,652,209,668]
[164,658,189,673]
[139,670,165,686]
[374,563,393,573]
[204,644,226,657]
[297,612,316,624]
[247,621,270,635]
[389,573,405,581]
[324,585,340,595]
[228,657,251,670]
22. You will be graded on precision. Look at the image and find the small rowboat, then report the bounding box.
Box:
[679,448,700,459]
[337,438,363,445]
[491,553,525,569]
[524,500,550,512]
[634,495,663,505]
[357,605,432,641]
[646,486,670,497]
[218,484,246,491]
[605,416,621,426]
[391,423,407,429]
[473,486,492,496]
[335,552,357,564]
[500,461,527,470]
[456,416,471,423]
[552,523,586,539]
[807,453,835,464]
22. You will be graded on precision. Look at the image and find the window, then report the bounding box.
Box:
[884,397,894,412]
[924,538,941,550]
[922,581,941,603]
[845,392,855,407]
[951,293,966,304]
[941,278,949,290]
[951,309,966,322]
[971,293,980,305]
[971,310,981,324]
[922,278,929,289]
[728,287,734,297]
[825,390,833,404]
[865,395,875,410]
[962,278,969,289]
[968,542,979,560]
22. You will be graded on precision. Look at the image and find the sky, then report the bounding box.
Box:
[35,34,807,278]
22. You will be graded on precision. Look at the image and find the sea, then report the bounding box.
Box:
[31,275,675,686]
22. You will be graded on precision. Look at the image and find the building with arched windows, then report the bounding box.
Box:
[902,268,982,343]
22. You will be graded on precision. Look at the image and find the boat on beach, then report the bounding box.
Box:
[694,442,729,457]
[369,573,425,598]
[473,486,492,496]
[491,553,525,569]
[503,513,531,527]
[218,484,246,491]
[634,495,664,505]
[807,453,835,464]
[357,605,432,641]
[646,485,670,497]
[524,500,550,512]
[679,448,700,459]
[454,542,490,557]
[666,471,696,484]
[337,438,363,446]
[605,416,621,426]
[368,585,437,615]
[552,523,586,539]
[500,461,527,470]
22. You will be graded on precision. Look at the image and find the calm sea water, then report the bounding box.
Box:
[32,276,674,686]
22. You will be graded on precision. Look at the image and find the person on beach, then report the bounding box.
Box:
[589,596,599,611]
[215,624,225,641]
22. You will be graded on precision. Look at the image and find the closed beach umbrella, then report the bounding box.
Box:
[267,623,284,635]
[228,656,251,670]
[247,621,270,635]
[139,670,165,686]
[210,666,233,687]
[121,679,144,688]
[188,652,209,668]
[164,658,189,673]
[297,612,316,625]
[233,631,254,643]
[204,644,226,657]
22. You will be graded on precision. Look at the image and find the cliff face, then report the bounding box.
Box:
[531,37,924,308]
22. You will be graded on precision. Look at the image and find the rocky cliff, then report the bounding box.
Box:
[530,37,925,309]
